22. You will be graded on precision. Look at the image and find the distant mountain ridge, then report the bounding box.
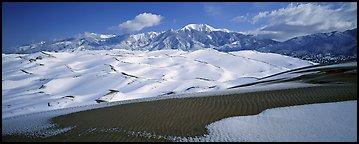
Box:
[256,28,357,63]
[6,24,357,63]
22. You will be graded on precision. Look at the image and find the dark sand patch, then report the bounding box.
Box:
[3,84,356,142]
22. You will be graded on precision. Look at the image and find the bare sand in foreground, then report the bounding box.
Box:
[3,84,357,142]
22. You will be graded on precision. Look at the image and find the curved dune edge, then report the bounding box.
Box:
[3,84,357,142]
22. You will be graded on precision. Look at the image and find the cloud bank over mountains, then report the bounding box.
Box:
[244,2,357,41]
[115,3,356,41]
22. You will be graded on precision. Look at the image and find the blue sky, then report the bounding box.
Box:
[2,2,357,52]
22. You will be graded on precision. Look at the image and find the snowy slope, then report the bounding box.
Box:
[177,100,357,142]
[2,49,313,118]
[180,24,231,32]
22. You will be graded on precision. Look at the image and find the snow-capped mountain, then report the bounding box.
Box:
[6,24,357,63]
[152,25,280,51]
[257,28,357,63]
[8,24,279,53]
[180,24,230,32]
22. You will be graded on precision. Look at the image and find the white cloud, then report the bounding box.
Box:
[247,2,357,41]
[232,15,249,23]
[116,13,163,33]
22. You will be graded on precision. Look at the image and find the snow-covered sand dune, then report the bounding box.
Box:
[2,49,314,118]
[2,59,356,142]
[179,100,357,142]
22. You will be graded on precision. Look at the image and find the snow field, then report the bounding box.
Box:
[2,49,313,118]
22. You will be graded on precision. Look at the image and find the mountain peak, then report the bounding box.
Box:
[180,24,230,32]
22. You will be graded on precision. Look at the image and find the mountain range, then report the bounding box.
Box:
[6,24,357,63]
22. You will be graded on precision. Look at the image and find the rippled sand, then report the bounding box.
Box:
[4,84,356,142]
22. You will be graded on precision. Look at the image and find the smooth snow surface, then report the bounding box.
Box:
[177,100,357,142]
[2,49,313,118]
